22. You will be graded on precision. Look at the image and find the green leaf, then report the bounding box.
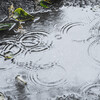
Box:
[44,0,52,4]
[4,51,14,60]
[13,8,34,22]
[0,23,15,31]
[40,1,50,8]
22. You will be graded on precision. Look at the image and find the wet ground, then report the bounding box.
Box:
[1,1,100,100]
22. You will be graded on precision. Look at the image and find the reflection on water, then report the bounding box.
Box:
[1,5,100,100]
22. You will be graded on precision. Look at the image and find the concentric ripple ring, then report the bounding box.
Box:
[29,64,67,87]
[19,31,52,52]
[88,39,100,65]
[81,84,100,100]
[60,22,84,34]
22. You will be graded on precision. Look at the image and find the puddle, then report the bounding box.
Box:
[1,3,100,100]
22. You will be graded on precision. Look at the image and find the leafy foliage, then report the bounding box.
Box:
[13,8,34,22]
[40,0,52,8]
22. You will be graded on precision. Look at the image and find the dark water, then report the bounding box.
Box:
[1,1,100,100]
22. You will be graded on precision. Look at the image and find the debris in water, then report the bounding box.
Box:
[4,51,14,60]
[13,8,34,22]
[0,92,7,100]
[15,75,27,85]
[40,1,51,8]
[39,0,62,8]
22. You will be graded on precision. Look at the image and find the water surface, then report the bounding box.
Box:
[1,4,100,100]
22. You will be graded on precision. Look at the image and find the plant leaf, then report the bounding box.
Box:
[40,1,50,8]
[0,23,15,31]
[44,0,52,4]
[4,51,14,60]
[13,8,34,22]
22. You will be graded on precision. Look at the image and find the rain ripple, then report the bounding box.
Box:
[28,63,67,88]
[60,22,84,34]
[0,31,53,69]
[0,41,22,69]
[81,84,100,100]
[60,22,91,42]
[2,42,22,56]
[19,31,53,53]
[88,39,100,65]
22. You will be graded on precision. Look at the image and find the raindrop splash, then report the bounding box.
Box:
[60,22,91,42]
